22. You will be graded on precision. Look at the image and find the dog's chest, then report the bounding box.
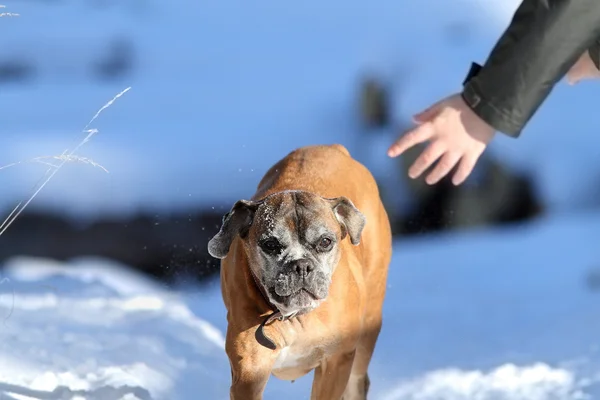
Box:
[272,345,328,380]
[273,346,304,370]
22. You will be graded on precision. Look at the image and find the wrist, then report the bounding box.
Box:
[460,62,522,138]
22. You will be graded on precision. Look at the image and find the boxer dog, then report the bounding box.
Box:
[208,144,392,399]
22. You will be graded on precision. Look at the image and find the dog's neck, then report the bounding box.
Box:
[247,264,278,313]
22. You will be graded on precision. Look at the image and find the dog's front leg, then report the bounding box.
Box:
[310,349,356,400]
[227,326,278,400]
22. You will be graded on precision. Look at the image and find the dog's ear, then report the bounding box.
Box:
[208,199,262,259]
[326,196,366,245]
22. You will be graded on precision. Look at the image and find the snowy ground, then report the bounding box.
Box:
[1,210,600,400]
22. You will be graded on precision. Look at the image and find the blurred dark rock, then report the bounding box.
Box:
[0,59,34,84]
[0,209,224,284]
[358,75,390,129]
[92,37,135,81]
[394,145,543,235]
[585,268,600,292]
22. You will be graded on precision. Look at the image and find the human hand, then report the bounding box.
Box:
[387,93,496,185]
[566,50,600,85]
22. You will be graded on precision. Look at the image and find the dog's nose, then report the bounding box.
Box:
[290,259,314,278]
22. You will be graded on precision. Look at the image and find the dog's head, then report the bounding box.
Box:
[208,190,366,316]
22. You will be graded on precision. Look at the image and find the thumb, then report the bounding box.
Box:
[412,100,444,124]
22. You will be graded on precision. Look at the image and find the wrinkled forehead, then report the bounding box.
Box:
[252,192,337,241]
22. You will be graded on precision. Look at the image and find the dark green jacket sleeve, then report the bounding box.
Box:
[588,38,600,69]
[461,0,600,137]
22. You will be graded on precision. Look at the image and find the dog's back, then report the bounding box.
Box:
[255,144,371,201]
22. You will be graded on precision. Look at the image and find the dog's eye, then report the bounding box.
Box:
[318,237,333,250]
[261,238,281,253]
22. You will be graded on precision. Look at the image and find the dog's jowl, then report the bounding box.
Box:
[208,144,392,400]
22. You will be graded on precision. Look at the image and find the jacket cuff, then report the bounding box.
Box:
[588,40,600,70]
[461,63,523,138]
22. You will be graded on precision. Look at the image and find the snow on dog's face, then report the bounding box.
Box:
[208,190,366,316]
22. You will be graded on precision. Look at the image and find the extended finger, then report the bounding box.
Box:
[408,140,447,179]
[452,151,481,185]
[425,151,462,185]
[387,123,434,158]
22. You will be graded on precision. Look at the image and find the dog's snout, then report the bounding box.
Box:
[290,259,314,278]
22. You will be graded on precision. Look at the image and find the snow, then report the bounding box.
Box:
[0,256,229,400]
[2,210,600,400]
[379,364,584,400]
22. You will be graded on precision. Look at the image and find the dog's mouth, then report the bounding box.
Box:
[272,286,322,301]
[268,283,327,310]
[288,288,320,300]
[268,269,331,311]
[273,281,326,300]
[280,287,322,310]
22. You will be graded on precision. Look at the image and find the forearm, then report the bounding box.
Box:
[462,0,600,137]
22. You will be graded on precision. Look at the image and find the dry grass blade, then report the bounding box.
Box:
[0,87,131,237]
[0,155,110,173]
[0,4,19,17]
